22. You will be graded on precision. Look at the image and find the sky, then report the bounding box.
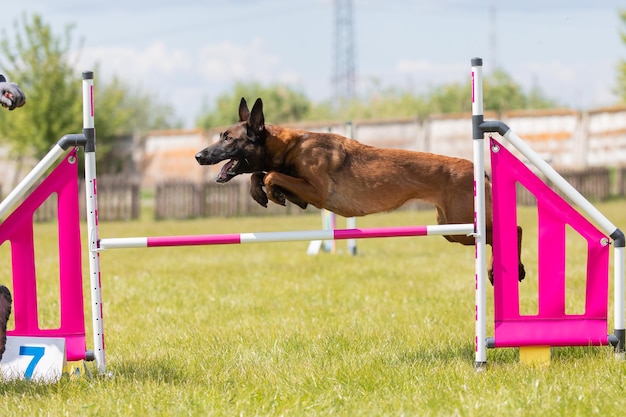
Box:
[1,0,624,128]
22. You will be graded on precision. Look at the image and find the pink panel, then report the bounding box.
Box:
[490,138,609,347]
[0,150,86,361]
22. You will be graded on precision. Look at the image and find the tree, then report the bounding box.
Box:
[414,70,557,115]
[196,81,310,128]
[426,82,471,114]
[0,14,81,158]
[306,70,557,122]
[0,14,182,172]
[197,68,558,129]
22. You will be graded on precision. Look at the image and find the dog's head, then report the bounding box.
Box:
[195,97,268,183]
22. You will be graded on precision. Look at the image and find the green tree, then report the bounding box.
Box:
[0,13,182,177]
[197,81,310,128]
[421,70,557,115]
[0,14,81,158]
[426,82,470,114]
[306,70,556,122]
[197,69,558,128]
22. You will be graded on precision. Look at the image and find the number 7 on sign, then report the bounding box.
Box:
[19,346,45,380]
[1,336,66,382]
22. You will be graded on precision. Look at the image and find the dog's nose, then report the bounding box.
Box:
[195,152,204,163]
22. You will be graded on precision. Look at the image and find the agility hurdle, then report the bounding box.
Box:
[471,57,625,365]
[0,73,99,380]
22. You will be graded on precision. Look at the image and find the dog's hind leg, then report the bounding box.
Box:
[436,202,498,285]
[484,225,526,284]
[516,225,525,282]
[0,285,12,361]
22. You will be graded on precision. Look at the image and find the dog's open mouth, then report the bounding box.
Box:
[217,159,240,183]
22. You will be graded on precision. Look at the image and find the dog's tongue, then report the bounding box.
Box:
[216,159,235,182]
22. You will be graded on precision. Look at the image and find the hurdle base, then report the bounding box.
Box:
[62,360,93,380]
[519,346,550,365]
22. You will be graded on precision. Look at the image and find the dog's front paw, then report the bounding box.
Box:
[268,187,286,206]
[250,184,268,207]
[251,189,268,207]
[250,172,268,207]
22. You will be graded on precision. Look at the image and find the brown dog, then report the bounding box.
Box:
[195,98,525,282]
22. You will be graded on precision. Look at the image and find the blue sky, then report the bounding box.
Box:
[2,0,624,127]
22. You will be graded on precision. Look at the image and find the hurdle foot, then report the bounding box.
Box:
[474,361,488,372]
[519,346,550,365]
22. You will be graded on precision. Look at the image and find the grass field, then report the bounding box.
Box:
[1,200,626,416]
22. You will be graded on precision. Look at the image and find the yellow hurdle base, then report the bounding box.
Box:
[62,361,92,379]
[519,346,551,365]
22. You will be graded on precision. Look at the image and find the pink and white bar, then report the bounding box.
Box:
[98,223,474,250]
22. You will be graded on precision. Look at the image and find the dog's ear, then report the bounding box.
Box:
[248,98,265,137]
[238,97,250,122]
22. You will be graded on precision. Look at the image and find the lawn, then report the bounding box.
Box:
[0,201,625,416]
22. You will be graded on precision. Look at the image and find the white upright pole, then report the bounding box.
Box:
[615,245,625,354]
[471,58,488,368]
[82,71,106,374]
[345,121,357,256]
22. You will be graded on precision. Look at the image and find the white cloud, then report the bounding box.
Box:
[519,60,578,84]
[74,41,192,85]
[71,39,305,127]
[512,59,618,108]
[197,39,281,82]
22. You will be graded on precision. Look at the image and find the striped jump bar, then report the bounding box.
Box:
[98,223,475,250]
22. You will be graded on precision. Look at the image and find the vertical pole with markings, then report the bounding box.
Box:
[345,121,357,255]
[82,71,106,374]
[471,58,488,368]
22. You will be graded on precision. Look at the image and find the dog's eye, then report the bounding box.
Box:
[223,134,229,142]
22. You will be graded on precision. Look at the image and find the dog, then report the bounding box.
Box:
[195,98,525,282]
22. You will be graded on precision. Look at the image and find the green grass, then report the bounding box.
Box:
[1,201,626,416]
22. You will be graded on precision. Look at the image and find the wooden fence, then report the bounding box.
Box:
[29,175,140,222]
[515,166,614,206]
[154,166,626,220]
[92,175,141,221]
[154,181,317,220]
